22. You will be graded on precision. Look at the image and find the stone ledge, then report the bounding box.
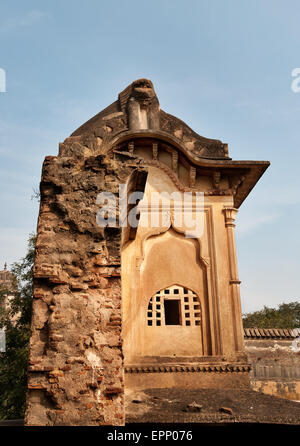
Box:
[125,364,251,373]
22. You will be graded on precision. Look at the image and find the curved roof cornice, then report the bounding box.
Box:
[71,78,229,161]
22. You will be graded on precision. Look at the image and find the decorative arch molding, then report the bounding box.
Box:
[135,224,209,273]
[136,227,213,357]
[122,198,222,357]
[111,135,201,193]
[141,159,195,193]
[107,129,222,163]
[109,133,246,200]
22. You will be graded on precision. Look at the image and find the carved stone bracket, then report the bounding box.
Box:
[189,166,196,188]
[128,141,134,156]
[113,145,240,197]
[213,171,221,189]
[223,207,238,228]
[152,142,158,160]
[172,150,178,171]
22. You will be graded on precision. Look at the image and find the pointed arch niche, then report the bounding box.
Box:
[121,166,214,364]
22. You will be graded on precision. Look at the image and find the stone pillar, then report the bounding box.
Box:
[222,207,244,353]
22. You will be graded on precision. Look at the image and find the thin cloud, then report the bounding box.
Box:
[0,10,50,32]
[256,191,300,207]
[236,211,280,237]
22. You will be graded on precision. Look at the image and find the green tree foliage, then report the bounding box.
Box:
[0,234,35,420]
[243,302,300,329]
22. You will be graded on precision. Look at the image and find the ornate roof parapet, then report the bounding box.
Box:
[67,78,228,160]
[56,79,269,208]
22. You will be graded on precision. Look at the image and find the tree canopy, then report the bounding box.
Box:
[242,302,300,329]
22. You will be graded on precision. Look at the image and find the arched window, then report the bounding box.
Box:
[147,285,201,327]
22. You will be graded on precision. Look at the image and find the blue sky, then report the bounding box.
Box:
[0,0,300,313]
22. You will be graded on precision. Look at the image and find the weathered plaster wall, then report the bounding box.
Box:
[250,381,300,401]
[245,337,300,401]
[125,370,251,390]
[122,166,246,365]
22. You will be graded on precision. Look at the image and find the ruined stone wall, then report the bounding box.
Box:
[245,336,300,401]
[25,138,137,426]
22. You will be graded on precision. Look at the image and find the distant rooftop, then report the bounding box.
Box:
[243,327,300,339]
[0,264,15,290]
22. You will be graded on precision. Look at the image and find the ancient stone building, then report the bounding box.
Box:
[0,263,14,290]
[25,79,270,425]
[0,263,18,324]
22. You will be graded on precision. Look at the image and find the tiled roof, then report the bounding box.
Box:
[243,328,300,339]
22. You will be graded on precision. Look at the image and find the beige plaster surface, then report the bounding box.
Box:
[122,167,246,369]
